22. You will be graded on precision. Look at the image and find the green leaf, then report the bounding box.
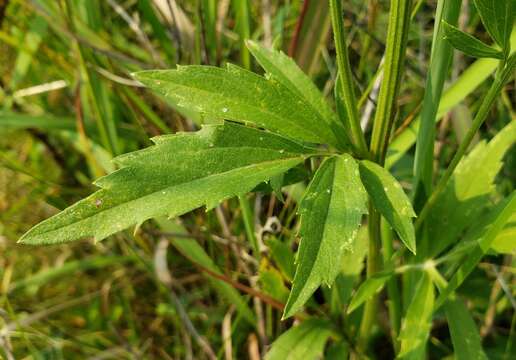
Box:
[8,256,134,294]
[283,154,368,318]
[266,237,296,281]
[491,212,516,254]
[265,319,334,360]
[246,40,347,149]
[325,341,350,360]
[435,192,516,309]
[359,160,416,254]
[473,0,515,51]
[347,271,393,314]
[398,273,435,359]
[133,64,342,148]
[427,120,516,257]
[445,298,488,360]
[20,123,316,245]
[259,261,290,303]
[269,173,285,201]
[442,21,504,59]
[386,28,516,169]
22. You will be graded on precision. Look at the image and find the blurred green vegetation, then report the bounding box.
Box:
[0,0,514,358]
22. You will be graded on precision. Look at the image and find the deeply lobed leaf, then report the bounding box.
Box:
[283,154,368,318]
[20,123,317,245]
[133,64,343,149]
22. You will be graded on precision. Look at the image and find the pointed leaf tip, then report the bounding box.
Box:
[283,154,367,318]
[359,160,417,254]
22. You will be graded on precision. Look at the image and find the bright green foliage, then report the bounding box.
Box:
[398,274,434,359]
[283,154,368,318]
[347,271,393,313]
[5,0,516,358]
[436,192,516,309]
[0,112,75,131]
[259,262,290,302]
[442,21,503,59]
[265,319,334,360]
[133,64,343,148]
[445,298,487,360]
[246,40,346,148]
[473,0,514,53]
[267,237,296,280]
[413,0,461,211]
[491,212,516,253]
[359,160,416,253]
[427,120,516,257]
[19,123,316,244]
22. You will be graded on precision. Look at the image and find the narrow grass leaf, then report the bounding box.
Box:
[8,256,134,293]
[20,123,316,245]
[359,160,416,254]
[133,64,341,147]
[347,271,393,314]
[442,21,503,59]
[283,154,368,318]
[265,319,334,360]
[398,273,435,359]
[445,298,488,360]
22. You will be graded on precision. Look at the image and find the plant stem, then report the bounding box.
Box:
[415,54,516,230]
[358,204,381,348]
[239,194,260,258]
[360,0,412,347]
[329,0,368,158]
[232,0,251,70]
[412,0,461,211]
[369,0,412,165]
[381,218,401,352]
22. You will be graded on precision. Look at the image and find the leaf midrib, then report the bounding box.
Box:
[158,78,334,144]
[26,155,310,240]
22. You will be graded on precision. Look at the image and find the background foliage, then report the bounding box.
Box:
[0,0,514,358]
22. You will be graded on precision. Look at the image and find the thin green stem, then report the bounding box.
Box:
[413,0,461,211]
[360,0,412,348]
[415,54,516,230]
[232,0,251,70]
[369,0,412,164]
[329,0,368,158]
[239,194,259,258]
[359,204,381,349]
[381,218,401,352]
